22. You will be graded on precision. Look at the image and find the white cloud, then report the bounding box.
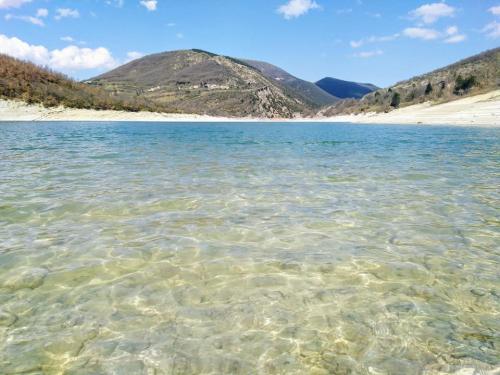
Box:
[489,6,500,16]
[403,25,466,43]
[176,33,184,39]
[482,21,500,38]
[350,33,399,48]
[4,7,49,26]
[4,13,44,26]
[350,40,363,48]
[106,0,124,7]
[0,34,49,65]
[336,8,352,15]
[140,0,157,11]
[374,34,400,42]
[167,22,176,27]
[60,36,87,46]
[278,0,319,19]
[50,46,116,70]
[0,0,31,9]
[354,49,383,58]
[55,8,80,20]
[444,34,466,43]
[126,51,144,62]
[446,26,458,35]
[403,27,440,40]
[36,8,48,17]
[443,26,466,43]
[0,34,116,71]
[410,3,456,24]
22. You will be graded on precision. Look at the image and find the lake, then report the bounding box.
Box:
[0,122,499,374]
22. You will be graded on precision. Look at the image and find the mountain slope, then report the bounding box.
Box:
[0,54,153,112]
[242,59,338,107]
[315,77,378,99]
[321,47,500,116]
[88,50,311,118]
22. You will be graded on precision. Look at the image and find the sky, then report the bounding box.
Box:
[0,0,499,87]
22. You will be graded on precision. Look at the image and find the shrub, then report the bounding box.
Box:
[390,92,401,108]
[425,82,433,95]
[0,53,160,113]
[454,75,476,95]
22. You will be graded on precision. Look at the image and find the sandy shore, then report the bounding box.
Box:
[324,90,500,127]
[0,99,241,122]
[1,90,499,126]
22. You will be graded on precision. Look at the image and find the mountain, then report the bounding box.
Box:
[87,49,313,118]
[0,54,152,112]
[321,47,500,116]
[242,59,339,107]
[315,77,378,99]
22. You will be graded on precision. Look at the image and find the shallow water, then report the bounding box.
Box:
[0,122,499,374]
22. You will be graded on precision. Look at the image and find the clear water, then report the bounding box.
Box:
[0,122,499,375]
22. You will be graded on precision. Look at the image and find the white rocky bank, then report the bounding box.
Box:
[0,89,499,126]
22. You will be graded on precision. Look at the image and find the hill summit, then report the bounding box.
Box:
[315,77,378,99]
[88,49,316,118]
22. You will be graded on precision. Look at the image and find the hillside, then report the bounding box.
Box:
[88,50,312,118]
[0,54,152,112]
[242,59,338,107]
[321,47,500,116]
[315,77,378,99]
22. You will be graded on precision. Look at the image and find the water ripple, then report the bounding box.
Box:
[0,122,499,374]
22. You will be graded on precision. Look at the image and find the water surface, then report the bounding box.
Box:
[0,122,499,374]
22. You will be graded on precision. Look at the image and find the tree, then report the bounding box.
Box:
[425,82,433,95]
[390,92,401,108]
[454,75,476,95]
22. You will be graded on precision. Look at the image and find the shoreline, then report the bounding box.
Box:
[1,89,499,127]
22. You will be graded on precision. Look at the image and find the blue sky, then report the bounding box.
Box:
[0,0,499,87]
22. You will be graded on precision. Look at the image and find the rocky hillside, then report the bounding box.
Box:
[88,50,312,118]
[0,54,152,112]
[315,77,378,99]
[321,47,500,116]
[242,59,338,107]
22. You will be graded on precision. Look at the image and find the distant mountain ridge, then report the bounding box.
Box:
[242,59,339,107]
[315,77,378,99]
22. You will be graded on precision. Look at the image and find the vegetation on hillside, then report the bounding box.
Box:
[2,46,498,119]
[321,47,500,116]
[89,49,311,118]
[0,54,156,112]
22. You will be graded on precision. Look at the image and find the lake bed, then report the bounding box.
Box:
[0,122,499,374]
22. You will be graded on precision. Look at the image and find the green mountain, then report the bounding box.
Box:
[87,49,313,118]
[242,59,339,107]
[321,47,500,116]
[315,77,378,99]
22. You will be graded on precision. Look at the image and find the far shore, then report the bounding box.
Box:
[1,89,499,127]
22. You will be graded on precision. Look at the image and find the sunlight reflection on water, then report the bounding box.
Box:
[0,122,499,374]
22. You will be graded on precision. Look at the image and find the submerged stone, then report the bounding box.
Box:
[2,267,49,291]
[386,301,417,314]
[0,309,17,326]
